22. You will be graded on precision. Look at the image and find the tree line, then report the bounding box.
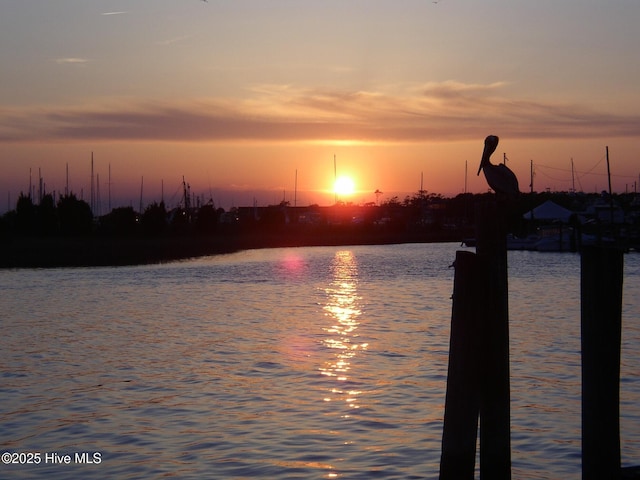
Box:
[2,189,639,240]
[0,193,224,237]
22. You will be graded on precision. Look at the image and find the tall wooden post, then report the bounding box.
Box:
[476,200,511,479]
[440,250,481,479]
[581,245,623,480]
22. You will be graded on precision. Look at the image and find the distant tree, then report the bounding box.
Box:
[141,202,168,235]
[0,210,16,236]
[15,193,36,234]
[402,191,443,208]
[445,193,475,225]
[195,204,220,234]
[37,194,58,235]
[381,196,401,207]
[57,194,93,236]
[100,206,137,236]
[169,208,192,233]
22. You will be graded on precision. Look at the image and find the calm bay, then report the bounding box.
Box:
[1,243,639,479]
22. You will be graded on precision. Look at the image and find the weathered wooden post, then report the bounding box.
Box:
[473,135,515,479]
[476,200,511,480]
[581,245,623,480]
[440,250,482,479]
[440,135,514,479]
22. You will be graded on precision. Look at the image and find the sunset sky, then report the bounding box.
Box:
[1,0,639,213]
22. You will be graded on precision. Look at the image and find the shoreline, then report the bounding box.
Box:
[0,227,469,269]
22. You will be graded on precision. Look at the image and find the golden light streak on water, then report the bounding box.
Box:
[320,250,367,410]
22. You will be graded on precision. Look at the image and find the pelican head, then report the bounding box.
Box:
[477,135,500,175]
[477,134,519,195]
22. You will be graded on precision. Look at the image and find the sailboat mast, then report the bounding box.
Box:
[530,159,534,194]
[606,146,612,196]
[96,173,101,216]
[91,152,95,214]
[182,176,189,209]
[139,176,144,213]
[334,154,337,204]
[464,160,468,194]
[606,146,614,223]
[108,163,112,212]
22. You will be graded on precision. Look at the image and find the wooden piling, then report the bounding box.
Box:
[581,245,624,480]
[440,250,481,479]
[476,200,511,480]
[439,200,512,479]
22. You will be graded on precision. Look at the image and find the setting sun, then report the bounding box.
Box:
[334,176,355,197]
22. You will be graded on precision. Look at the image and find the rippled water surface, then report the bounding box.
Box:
[1,243,639,479]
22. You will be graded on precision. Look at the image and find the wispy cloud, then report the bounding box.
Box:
[1,82,639,143]
[54,57,90,65]
[157,34,195,46]
[101,11,127,16]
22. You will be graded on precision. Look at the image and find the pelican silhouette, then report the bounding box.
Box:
[477,135,519,195]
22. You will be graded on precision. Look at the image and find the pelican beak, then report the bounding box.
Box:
[477,147,490,175]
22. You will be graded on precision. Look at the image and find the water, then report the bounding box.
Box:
[1,243,638,479]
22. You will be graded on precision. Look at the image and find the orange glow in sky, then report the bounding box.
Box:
[1,1,639,212]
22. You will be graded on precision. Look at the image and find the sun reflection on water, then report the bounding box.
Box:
[319,251,367,411]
